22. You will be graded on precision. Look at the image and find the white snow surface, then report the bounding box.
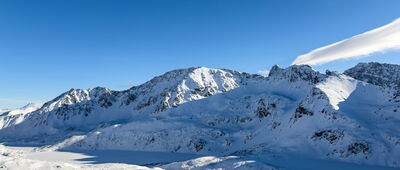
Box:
[0,109,10,116]
[0,63,400,169]
[5,101,47,116]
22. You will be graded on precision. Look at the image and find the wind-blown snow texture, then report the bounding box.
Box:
[1,63,399,169]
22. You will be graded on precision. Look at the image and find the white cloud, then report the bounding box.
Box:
[258,70,270,77]
[292,18,400,65]
[0,98,32,103]
[119,84,136,89]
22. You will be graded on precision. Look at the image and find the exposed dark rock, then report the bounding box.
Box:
[187,139,207,152]
[312,129,344,144]
[294,106,314,119]
[255,99,270,119]
[269,65,326,84]
[271,122,281,129]
[344,62,400,89]
[347,142,370,155]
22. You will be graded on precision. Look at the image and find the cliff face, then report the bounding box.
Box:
[344,62,400,88]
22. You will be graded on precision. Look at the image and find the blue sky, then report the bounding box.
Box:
[1,0,400,109]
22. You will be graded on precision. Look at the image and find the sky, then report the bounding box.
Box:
[1,0,400,109]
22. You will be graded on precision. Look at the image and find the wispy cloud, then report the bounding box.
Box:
[258,70,270,77]
[119,84,136,89]
[0,98,33,103]
[292,18,400,65]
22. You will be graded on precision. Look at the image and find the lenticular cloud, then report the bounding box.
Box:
[292,18,400,66]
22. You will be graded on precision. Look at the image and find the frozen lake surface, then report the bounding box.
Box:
[26,148,203,165]
[1,145,399,170]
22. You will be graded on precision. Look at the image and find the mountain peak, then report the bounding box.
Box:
[269,64,326,83]
[133,66,261,112]
[344,62,400,88]
[2,101,46,116]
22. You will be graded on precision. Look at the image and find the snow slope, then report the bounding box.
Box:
[0,144,160,170]
[0,63,399,169]
[4,101,47,116]
[0,144,277,170]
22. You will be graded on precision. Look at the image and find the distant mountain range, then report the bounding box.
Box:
[1,62,399,168]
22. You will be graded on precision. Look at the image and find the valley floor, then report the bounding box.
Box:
[0,144,397,170]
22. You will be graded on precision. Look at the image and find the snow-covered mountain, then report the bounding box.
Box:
[2,101,47,116]
[344,62,400,102]
[0,63,399,169]
[344,62,400,89]
[0,67,263,138]
[0,109,10,116]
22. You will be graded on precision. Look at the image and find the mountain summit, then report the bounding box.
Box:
[344,62,400,89]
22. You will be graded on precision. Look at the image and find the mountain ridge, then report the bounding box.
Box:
[1,62,399,168]
[0,67,263,138]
